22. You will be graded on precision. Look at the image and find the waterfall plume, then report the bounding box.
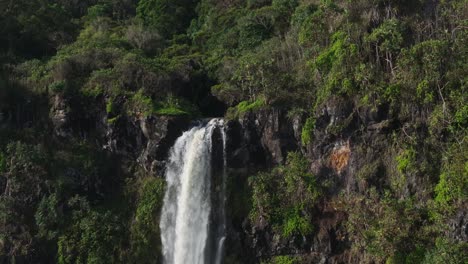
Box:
[160,119,226,264]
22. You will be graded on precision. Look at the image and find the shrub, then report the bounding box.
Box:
[125,22,163,55]
[250,152,320,238]
[423,238,468,264]
[154,96,200,117]
[282,207,312,238]
[366,19,404,55]
[127,89,155,117]
[106,100,115,114]
[57,196,124,264]
[343,189,424,262]
[451,105,468,132]
[0,152,5,172]
[237,10,273,50]
[396,147,416,174]
[49,80,67,93]
[35,194,61,240]
[136,0,197,37]
[313,31,359,108]
[301,117,315,145]
[265,255,299,264]
[434,142,467,210]
[226,98,266,119]
[396,40,449,105]
[130,177,165,262]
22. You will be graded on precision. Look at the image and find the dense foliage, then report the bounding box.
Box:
[0,0,466,263]
[250,152,320,238]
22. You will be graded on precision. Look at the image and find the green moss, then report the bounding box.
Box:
[392,147,416,194]
[301,117,315,145]
[154,96,199,116]
[127,91,200,117]
[106,101,115,114]
[128,90,155,117]
[264,255,299,264]
[107,116,120,124]
[154,107,187,115]
[282,208,312,238]
[396,147,416,174]
[237,98,266,113]
[226,98,266,119]
[434,143,468,210]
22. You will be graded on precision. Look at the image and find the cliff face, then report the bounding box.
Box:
[44,92,467,263]
[47,93,351,262]
[1,0,467,263]
[221,98,466,263]
[2,84,465,264]
[223,102,358,263]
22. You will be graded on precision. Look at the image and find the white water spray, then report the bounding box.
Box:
[160,119,226,264]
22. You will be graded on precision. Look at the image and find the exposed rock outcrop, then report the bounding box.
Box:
[222,97,414,263]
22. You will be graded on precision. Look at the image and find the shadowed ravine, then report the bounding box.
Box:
[160,119,226,264]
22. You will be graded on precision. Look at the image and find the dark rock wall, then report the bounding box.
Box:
[221,97,438,263]
[42,92,465,264]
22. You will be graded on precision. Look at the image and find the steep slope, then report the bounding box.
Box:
[0,0,466,263]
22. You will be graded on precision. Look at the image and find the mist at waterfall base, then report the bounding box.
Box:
[160,119,227,264]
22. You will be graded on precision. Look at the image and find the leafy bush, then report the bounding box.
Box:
[0,142,48,257]
[301,117,315,145]
[396,147,416,174]
[127,89,155,117]
[250,152,320,238]
[264,255,299,264]
[396,40,450,105]
[35,194,61,240]
[282,207,312,238]
[0,152,6,172]
[313,31,359,108]
[57,197,124,264]
[451,105,468,132]
[226,98,266,119]
[136,0,197,37]
[106,100,115,114]
[154,96,200,117]
[130,177,165,262]
[366,19,405,55]
[434,142,468,210]
[49,80,67,93]
[237,98,266,113]
[343,189,425,262]
[125,22,163,55]
[423,238,468,264]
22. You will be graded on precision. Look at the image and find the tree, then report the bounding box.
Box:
[136,0,198,38]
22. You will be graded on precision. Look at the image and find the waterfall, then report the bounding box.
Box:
[160,118,226,264]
